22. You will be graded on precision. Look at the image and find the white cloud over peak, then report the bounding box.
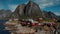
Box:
[8,4,18,12]
[40,2,54,8]
[42,2,53,7]
[33,0,59,8]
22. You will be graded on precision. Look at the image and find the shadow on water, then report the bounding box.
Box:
[0,20,10,34]
[0,30,10,34]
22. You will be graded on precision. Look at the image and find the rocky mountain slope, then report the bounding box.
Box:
[42,11,59,20]
[11,1,42,20]
[25,1,42,18]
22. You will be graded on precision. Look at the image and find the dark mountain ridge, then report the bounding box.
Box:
[11,1,42,20]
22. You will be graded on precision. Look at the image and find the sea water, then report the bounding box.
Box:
[0,20,10,34]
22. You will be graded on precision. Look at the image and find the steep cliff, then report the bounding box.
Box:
[10,4,26,19]
[25,1,42,19]
[12,1,42,20]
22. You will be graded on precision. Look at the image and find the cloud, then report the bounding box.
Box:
[40,2,54,8]
[33,0,60,8]
[54,12,60,16]
[8,4,18,12]
[42,2,53,7]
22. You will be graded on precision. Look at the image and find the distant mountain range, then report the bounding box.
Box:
[0,9,12,20]
[0,1,60,21]
[42,11,60,20]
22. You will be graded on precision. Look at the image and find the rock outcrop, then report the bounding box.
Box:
[11,4,26,19]
[25,1,42,19]
[12,1,42,20]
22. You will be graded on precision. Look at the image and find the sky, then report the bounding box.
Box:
[0,0,60,15]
